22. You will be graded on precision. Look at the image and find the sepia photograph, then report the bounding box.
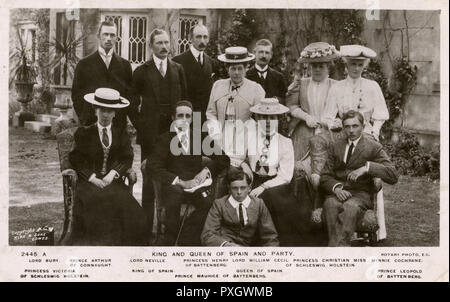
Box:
[1,0,448,283]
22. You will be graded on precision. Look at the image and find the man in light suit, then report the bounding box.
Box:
[201,169,279,247]
[172,24,216,119]
[130,28,187,227]
[72,21,133,129]
[320,110,398,247]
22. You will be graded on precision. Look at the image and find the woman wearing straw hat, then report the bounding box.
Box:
[69,88,148,246]
[323,45,389,141]
[244,98,306,246]
[286,42,340,163]
[206,46,265,168]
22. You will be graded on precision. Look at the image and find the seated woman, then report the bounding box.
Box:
[69,88,148,246]
[242,98,310,246]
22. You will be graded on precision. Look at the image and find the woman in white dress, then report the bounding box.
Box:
[324,44,389,141]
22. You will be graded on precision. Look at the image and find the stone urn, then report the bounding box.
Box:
[14,81,36,126]
[51,85,77,135]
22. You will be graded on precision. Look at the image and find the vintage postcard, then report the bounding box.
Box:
[0,0,448,283]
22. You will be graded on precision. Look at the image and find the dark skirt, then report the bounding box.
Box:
[72,179,149,246]
[254,174,327,246]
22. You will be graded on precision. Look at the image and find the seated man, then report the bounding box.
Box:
[69,88,148,246]
[320,110,398,247]
[146,100,230,246]
[201,169,279,247]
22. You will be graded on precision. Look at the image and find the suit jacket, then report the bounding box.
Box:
[320,134,398,195]
[246,66,287,103]
[172,49,215,114]
[69,124,133,181]
[71,51,133,129]
[130,58,187,150]
[201,195,279,247]
[146,127,230,187]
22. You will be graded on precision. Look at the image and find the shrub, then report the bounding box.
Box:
[384,130,440,180]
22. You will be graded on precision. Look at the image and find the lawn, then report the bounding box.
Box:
[8,127,440,246]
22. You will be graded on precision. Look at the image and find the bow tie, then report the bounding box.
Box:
[231,85,241,92]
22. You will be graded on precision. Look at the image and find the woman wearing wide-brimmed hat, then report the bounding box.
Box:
[206,46,265,168]
[241,98,307,246]
[323,45,389,140]
[69,88,149,246]
[286,42,340,163]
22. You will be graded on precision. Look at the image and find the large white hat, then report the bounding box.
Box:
[84,88,129,109]
[218,46,255,63]
[250,98,289,115]
[340,44,377,59]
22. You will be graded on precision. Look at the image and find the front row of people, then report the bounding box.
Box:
[69,87,398,247]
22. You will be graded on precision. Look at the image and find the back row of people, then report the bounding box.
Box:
[69,21,397,247]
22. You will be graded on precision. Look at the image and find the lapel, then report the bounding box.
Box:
[202,53,212,75]
[187,49,203,74]
[224,196,240,226]
[93,51,109,76]
[336,138,347,166]
[146,58,162,104]
[300,78,311,113]
[90,124,104,159]
[245,197,258,225]
[167,59,178,104]
[348,135,366,166]
[110,126,120,153]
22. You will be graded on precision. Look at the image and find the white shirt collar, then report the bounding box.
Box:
[153,54,167,67]
[255,64,269,72]
[228,195,251,209]
[97,122,112,131]
[98,46,113,57]
[190,45,203,60]
[348,135,362,147]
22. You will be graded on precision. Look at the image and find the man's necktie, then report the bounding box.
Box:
[159,61,165,77]
[105,55,111,69]
[345,142,354,164]
[258,70,267,80]
[102,128,109,147]
[238,203,245,227]
[179,133,188,151]
[198,54,203,67]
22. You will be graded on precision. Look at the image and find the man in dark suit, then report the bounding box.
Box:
[147,100,229,246]
[130,29,187,226]
[320,110,398,246]
[72,21,133,129]
[201,169,279,247]
[173,24,215,120]
[246,39,287,104]
[130,28,187,159]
